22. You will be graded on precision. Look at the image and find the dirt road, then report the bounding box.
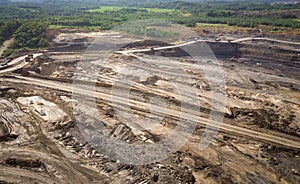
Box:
[0,38,13,56]
[0,53,42,74]
[1,49,300,150]
[116,37,300,55]
[2,76,300,150]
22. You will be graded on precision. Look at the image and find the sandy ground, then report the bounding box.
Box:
[0,38,13,56]
[0,30,299,183]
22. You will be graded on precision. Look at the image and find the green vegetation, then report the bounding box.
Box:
[0,1,298,30]
[2,48,14,57]
[116,20,178,37]
[143,1,300,28]
[143,8,174,13]
[87,6,122,13]
[87,5,174,14]
[196,23,238,31]
[0,0,299,56]
[2,22,49,56]
[0,21,20,45]
[48,25,68,29]
[12,22,49,49]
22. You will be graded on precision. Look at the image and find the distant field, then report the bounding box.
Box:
[196,23,238,31]
[143,8,174,13]
[87,6,123,13]
[87,6,175,13]
[16,7,38,12]
[294,18,300,22]
[196,23,232,27]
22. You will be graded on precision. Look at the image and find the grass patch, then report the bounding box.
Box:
[48,25,69,29]
[196,23,237,31]
[49,25,103,31]
[143,8,174,13]
[181,13,191,17]
[196,23,231,28]
[87,6,175,13]
[87,6,123,13]
[265,27,285,33]
[294,18,300,22]
[116,20,178,38]
[16,7,38,12]
[194,22,254,36]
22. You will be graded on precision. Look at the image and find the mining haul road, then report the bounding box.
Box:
[0,53,42,74]
[1,37,300,150]
[2,75,300,150]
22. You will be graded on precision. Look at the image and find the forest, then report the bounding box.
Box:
[0,0,299,55]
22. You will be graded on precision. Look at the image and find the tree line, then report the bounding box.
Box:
[1,0,299,56]
[2,22,48,57]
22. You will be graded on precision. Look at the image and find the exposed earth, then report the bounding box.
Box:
[0,28,299,183]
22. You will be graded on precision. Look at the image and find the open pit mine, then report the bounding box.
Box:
[0,29,300,183]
